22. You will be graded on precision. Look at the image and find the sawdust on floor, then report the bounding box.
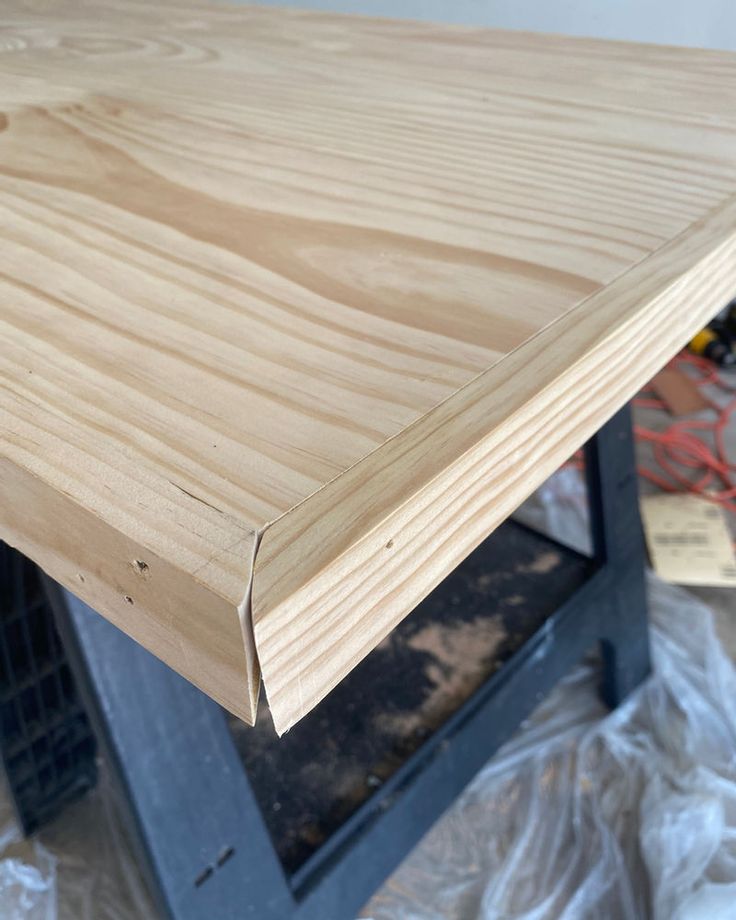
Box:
[377,615,508,735]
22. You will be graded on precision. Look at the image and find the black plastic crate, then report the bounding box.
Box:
[0,543,97,834]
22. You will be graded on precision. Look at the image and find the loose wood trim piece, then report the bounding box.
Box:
[254,193,736,733]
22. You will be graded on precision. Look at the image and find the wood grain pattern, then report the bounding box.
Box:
[255,193,736,729]
[1,0,736,729]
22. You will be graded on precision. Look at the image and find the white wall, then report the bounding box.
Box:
[249,0,736,51]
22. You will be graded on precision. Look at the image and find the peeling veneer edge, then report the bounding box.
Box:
[238,526,263,724]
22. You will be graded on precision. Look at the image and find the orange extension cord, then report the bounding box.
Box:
[634,353,736,514]
[567,353,736,515]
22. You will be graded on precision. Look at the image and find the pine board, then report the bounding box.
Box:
[1,0,736,731]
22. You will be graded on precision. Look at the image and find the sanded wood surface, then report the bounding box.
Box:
[1,0,736,731]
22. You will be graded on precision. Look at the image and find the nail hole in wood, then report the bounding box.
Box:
[386,539,394,549]
[123,595,134,605]
[216,846,234,868]
[194,866,213,888]
[133,559,149,575]
[77,573,85,583]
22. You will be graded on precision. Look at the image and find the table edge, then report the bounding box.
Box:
[251,190,736,733]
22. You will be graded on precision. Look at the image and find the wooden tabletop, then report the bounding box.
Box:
[2,0,736,733]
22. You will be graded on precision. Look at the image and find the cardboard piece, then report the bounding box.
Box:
[641,493,736,588]
[650,369,710,416]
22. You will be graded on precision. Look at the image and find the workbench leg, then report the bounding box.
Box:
[599,567,651,708]
[585,404,651,707]
[44,581,293,920]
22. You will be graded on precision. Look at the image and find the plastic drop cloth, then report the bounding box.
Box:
[0,468,734,920]
[363,469,736,920]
